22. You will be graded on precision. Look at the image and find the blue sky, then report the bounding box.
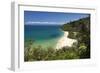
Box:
[24,11,90,25]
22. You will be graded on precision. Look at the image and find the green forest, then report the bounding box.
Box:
[24,16,90,61]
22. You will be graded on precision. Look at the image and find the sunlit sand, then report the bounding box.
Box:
[56,31,77,49]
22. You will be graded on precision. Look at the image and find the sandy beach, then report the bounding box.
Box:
[56,31,77,49]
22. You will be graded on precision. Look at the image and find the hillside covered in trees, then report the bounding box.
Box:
[61,16,90,58]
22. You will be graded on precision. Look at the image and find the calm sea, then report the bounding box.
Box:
[24,25,64,48]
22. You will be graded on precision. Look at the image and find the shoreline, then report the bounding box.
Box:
[56,31,77,49]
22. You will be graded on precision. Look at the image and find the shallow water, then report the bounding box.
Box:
[24,25,64,49]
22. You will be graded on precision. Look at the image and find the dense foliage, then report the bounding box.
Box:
[61,17,90,58]
[24,41,79,61]
[24,17,90,61]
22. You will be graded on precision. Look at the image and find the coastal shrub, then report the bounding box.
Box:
[24,39,89,61]
[68,31,77,39]
[24,42,80,61]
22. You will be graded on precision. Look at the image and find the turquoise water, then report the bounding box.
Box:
[24,25,64,49]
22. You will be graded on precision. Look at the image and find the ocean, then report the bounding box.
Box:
[24,25,64,49]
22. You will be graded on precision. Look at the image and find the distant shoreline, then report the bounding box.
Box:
[56,31,77,49]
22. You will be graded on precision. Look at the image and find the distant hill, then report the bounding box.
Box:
[61,17,90,32]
